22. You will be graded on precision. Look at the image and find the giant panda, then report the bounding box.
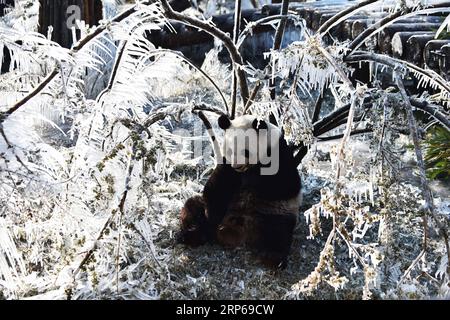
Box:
[177,114,302,268]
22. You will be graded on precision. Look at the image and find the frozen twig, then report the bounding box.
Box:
[237,14,301,50]
[346,51,450,97]
[396,73,450,280]
[243,81,262,114]
[0,126,32,173]
[129,222,162,269]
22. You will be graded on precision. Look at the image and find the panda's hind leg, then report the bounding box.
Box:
[216,215,247,248]
[252,213,297,269]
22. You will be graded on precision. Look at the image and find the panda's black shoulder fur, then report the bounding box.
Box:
[242,134,301,201]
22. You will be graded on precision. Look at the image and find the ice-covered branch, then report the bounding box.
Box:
[348,3,450,54]
[345,51,450,103]
[317,0,379,35]
[159,0,250,107]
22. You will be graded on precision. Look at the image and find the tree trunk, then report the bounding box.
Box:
[38,0,103,48]
[0,0,14,16]
[1,0,15,74]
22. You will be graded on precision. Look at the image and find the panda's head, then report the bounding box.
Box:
[218,115,281,175]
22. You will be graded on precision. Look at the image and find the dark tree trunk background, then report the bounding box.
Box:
[1,0,15,74]
[38,0,103,48]
[0,0,14,16]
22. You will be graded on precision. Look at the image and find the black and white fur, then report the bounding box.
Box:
[177,114,302,268]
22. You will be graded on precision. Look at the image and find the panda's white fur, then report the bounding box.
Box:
[221,115,282,173]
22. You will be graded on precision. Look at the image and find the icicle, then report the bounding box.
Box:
[71,26,77,47]
[370,175,375,207]
[47,26,53,41]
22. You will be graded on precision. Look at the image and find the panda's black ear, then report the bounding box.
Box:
[252,119,268,131]
[218,115,231,130]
